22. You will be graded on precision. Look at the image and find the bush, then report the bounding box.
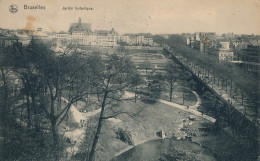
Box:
[141,97,157,104]
[115,128,134,145]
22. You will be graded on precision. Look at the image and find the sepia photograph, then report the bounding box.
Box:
[0,0,259,160]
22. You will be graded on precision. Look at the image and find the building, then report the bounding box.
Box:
[69,18,118,47]
[49,18,119,47]
[239,45,260,71]
[0,34,18,47]
[200,34,209,53]
[199,33,217,53]
[69,18,92,33]
[217,41,234,61]
[195,32,201,41]
[219,41,230,50]
[94,28,118,47]
[186,38,190,45]
[120,34,154,46]
[186,32,217,53]
[136,35,145,44]
[16,34,31,45]
[56,32,71,39]
[144,37,154,45]
[218,49,234,61]
[120,35,130,44]
[32,29,50,43]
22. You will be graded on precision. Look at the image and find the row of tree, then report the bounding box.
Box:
[154,35,259,123]
[138,57,195,104]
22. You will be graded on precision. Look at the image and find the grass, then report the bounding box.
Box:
[75,98,217,161]
[70,51,256,161]
[160,87,197,106]
[73,94,257,161]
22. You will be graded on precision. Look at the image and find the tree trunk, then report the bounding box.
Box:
[26,93,31,128]
[182,91,184,105]
[135,86,137,103]
[88,92,108,161]
[20,105,24,123]
[0,67,8,124]
[0,67,8,100]
[58,89,62,110]
[254,95,258,122]
[225,80,228,93]
[51,119,59,160]
[241,90,244,105]
[221,80,224,89]
[31,93,39,131]
[234,87,237,100]
[51,120,58,145]
[88,105,105,161]
[169,79,173,102]
[217,77,219,87]
[230,80,232,97]
[49,90,59,160]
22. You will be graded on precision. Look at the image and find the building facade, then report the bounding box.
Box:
[120,34,154,46]
[0,35,18,47]
[239,45,260,71]
[218,49,234,61]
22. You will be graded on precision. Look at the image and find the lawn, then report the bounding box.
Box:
[75,98,215,161]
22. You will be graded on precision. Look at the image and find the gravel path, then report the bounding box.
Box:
[159,90,216,123]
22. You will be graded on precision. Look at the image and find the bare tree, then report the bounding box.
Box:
[86,54,142,161]
[164,60,181,102]
[130,73,144,103]
[0,40,98,160]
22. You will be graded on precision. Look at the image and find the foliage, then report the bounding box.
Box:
[115,128,134,145]
[141,97,157,104]
[154,34,259,121]
[0,40,91,160]
[147,72,165,99]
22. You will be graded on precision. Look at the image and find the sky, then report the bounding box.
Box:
[0,0,260,34]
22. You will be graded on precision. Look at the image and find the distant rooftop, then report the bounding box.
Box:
[94,28,118,35]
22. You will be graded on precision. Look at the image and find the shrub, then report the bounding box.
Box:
[141,97,157,104]
[115,128,134,146]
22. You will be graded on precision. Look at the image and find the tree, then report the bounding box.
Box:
[157,34,259,123]
[86,54,141,161]
[139,59,152,77]
[7,41,92,159]
[36,46,92,157]
[130,73,144,103]
[0,47,11,123]
[0,45,20,159]
[164,60,181,102]
[0,42,60,160]
[147,70,165,99]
